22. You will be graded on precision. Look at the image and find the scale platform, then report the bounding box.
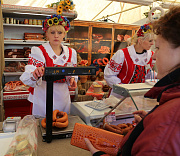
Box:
[39,115,85,141]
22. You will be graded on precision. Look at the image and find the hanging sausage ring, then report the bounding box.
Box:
[102,58,109,65]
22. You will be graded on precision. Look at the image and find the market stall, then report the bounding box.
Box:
[1,2,174,156]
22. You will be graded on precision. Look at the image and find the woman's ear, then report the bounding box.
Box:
[63,32,66,38]
[138,38,142,45]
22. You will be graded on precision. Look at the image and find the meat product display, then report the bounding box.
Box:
[41,110,69,129]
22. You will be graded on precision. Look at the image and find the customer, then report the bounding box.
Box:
[104,23,155,98]
[20,14,77,118]
[84,6,180,156]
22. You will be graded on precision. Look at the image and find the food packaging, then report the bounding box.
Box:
[4,115,38,156]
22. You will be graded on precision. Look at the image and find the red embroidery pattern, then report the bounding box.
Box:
[108,59,122,72]
[28,57,44,67]
[130,65,146,83]
[52,55,57,60]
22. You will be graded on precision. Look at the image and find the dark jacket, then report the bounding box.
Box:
[94,68,180,156]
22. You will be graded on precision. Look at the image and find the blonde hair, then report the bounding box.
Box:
[47,25,66,33]
[127,32,154,46]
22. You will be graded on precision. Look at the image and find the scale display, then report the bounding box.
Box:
[45,67,96,76]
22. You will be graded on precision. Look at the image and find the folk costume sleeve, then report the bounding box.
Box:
[20,46,45,88]
[104,50,124,88]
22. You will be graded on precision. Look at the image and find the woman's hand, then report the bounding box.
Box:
[84,138,100,155]
[68,77,77,90]
[133,110,147,124]
[33,67,45,80]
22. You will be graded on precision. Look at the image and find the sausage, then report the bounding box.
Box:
[55,119,69,128]
[53,109,60,122]
[122,126,132,135]
[102,58,109,65]
[93,59,97,64]
[41,118,56,128]
[97,58,103,65]
[110,125,122,131]
[117,123,128,129]
[103,123,122,135]
[41,118,46,128]
[56,112,68,123]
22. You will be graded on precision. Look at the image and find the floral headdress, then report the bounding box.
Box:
[42,14,70,32]
[137,23,152,37]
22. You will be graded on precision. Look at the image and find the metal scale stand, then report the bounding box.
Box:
[43,66,96,143]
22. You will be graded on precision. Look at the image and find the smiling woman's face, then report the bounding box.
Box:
[152,35,180,79]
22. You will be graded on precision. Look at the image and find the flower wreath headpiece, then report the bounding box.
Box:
[42,14,70,32]
[137,23,152,37]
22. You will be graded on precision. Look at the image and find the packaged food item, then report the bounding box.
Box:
[37,20,42,25]
[10,18,13,24]
[32,19,37,25]
[6,17,9,24]
[24,19,29,24]
[29,19,32,25]
[4,115,38,156]
[13,19,16,24]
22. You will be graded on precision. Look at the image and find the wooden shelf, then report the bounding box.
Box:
[2,4,77,20]
[4,40,48,45]
[92,52,111,54]
[4,72,23,76]
[5,58,29,61]
[3,23,42,28]
[68,38,88,41]
[68,20,139,65]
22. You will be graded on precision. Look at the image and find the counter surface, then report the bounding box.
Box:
[0,120,91,156]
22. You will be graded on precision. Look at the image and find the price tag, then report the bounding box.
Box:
[104,112,116,123]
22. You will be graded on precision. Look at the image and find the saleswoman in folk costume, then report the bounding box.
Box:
[20,14,77,118]
[104,23,155,98]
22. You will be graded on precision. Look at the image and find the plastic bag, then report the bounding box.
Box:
[4,115,38,156]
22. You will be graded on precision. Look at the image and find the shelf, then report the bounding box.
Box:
[4,40,48,45]
[68,38,88,41]
[2,4,77,21]
[3,23,42,28]
[4,72,23,76]
[78,52,88,54]
[92,52,111,54]
[5,58,29,61]
[92,39,111,42]
[4,40,70,46]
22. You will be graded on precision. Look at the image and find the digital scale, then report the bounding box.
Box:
[71,83,158,127]
[40,66,96,143]
[39,115,85,141]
